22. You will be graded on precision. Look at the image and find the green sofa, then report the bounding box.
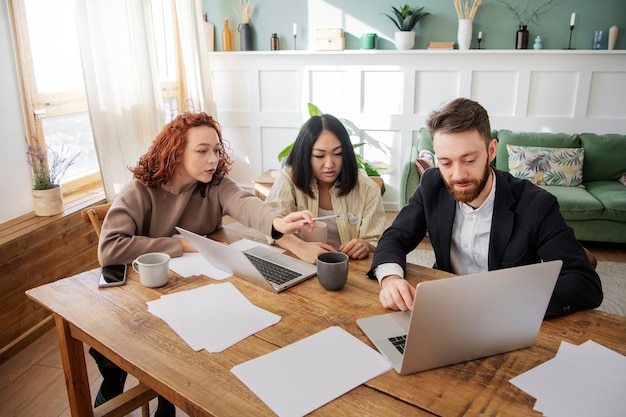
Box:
[400,128,626,243]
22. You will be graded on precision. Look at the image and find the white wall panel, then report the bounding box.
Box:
[415,71,461,115]
[528,71,579,117]
[471,71,518,117]
[259,70,299,112]
[362,129,401,204]
[261,126,300,172]
[209,50,626,210]
[588,72,626,119]
[212,70,250,111]
[363,71,404,115]
[309,69,360,116]
[222,126,257,189]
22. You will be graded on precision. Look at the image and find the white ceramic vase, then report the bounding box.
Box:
[32,186,63,216]
[457,19,472,50]
[394,31,415,50]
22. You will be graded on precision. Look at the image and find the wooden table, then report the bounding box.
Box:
[26,223,626,417]
[252,169,279,200]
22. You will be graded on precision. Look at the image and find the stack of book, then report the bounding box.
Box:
[428,41,455,50]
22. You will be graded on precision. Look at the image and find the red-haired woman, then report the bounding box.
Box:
[93,112,313,416]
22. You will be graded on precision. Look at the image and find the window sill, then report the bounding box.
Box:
[0,185,106,247]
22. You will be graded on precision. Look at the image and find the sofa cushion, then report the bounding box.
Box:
[496,130,580,172]
[417,127,434,153]
[538,185,603,221]
[579,133,626,182]
[507,145,584,187]
[585,181,626,222]
[415,160,434,177]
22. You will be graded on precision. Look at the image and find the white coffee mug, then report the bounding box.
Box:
[132,252,171,288]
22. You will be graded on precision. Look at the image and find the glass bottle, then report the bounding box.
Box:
[222,19,232,51]
[270,33,279,51]
[516,25,529,49]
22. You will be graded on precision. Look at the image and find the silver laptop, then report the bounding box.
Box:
[175,227,316,292]
[357,260,562,375]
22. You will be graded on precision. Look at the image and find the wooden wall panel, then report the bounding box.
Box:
[0,197,104,364]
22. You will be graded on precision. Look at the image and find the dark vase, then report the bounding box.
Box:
[516,25,529,49]
[238,23,252,51]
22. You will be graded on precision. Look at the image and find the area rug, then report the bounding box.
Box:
[406,250,626,317]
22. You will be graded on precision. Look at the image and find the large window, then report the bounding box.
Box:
[11,0,183,195]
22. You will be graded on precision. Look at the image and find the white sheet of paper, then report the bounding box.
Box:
[231,326,392,417]
[510,340,626,417]
[169,252,231,279]
[147,282,280,352]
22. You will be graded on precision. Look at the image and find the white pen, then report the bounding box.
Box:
[300,214,339,222]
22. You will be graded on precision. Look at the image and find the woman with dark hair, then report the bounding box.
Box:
[94,112,314,416]
[266,114,385,264]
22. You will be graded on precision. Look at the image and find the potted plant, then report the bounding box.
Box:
[383,4,430,50]
[25,136,79,216]
[277,103,385,195]
[495,0,556,49]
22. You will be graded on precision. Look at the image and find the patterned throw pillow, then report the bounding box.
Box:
[415,150,437,176]
[507,145,584,187]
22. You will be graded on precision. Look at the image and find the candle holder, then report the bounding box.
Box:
[294,34,297,50]
[477,38,482,49]
[565,25,575,50]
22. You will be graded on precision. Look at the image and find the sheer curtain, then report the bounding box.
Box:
[77,0,216,200]
[175,0,216,116]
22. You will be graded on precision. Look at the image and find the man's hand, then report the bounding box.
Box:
[379,275,415,311]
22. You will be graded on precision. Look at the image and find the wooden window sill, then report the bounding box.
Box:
[0,186,106,247]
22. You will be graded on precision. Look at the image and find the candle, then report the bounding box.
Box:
[478,31,483,40]
[293,23,297,36]
[570,13,576,27]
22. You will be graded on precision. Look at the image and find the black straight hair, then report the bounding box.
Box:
[286,114,358,198]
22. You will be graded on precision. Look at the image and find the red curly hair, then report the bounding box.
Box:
[131,112,233,188]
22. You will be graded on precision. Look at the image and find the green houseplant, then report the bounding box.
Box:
[277,103,385,195]
[26,137,79,215]
[383,4,430,50]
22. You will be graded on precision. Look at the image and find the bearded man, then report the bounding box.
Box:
[368,98,602,317]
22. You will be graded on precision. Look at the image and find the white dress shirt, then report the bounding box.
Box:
[449,173,496,275]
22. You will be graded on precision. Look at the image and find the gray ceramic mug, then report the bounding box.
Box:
[316,252,349,291]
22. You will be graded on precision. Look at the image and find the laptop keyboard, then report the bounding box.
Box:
[389,335,408,354]
[244,253,300,285]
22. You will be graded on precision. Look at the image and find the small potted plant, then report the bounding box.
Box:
[495,0,556,49]
[383,4,430,50]
[25,136,79,216]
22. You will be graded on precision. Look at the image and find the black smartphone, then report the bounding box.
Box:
[98,264,127,288]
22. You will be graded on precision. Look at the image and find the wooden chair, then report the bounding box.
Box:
[80,202,157,417]
[80,203,112,238]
